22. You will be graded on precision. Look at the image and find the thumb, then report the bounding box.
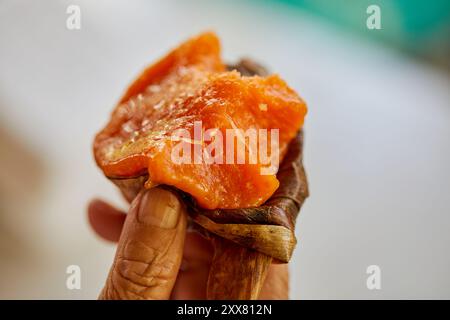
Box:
[99,187,187,300]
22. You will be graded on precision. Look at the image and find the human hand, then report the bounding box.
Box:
[88,187,289,299]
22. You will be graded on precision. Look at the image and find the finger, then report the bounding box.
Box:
[259,263,289,299]
[170,231,213,299]
[99,187,187,300]
[87,199,126,242]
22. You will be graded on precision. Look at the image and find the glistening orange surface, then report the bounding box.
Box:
[94,32,307,209]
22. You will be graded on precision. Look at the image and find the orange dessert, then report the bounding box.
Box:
[94,32,307,209]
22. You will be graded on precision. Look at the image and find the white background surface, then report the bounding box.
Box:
[0,0,449,299]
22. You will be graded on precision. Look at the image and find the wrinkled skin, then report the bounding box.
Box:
[88,195,288,299]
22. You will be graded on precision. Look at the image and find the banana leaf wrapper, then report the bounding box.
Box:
[110,60,309,263]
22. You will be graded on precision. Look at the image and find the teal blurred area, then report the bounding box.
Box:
[250,0,450,68]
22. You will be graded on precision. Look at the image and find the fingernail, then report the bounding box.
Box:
[138,188,181,228]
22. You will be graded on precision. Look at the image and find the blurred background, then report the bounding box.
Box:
[0,0,449,299]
